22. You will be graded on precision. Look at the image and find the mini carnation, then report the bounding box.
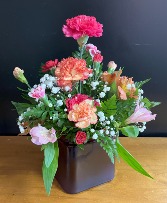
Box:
[41,59,58,73]
[28,86,45,100]
[93,53,103,63]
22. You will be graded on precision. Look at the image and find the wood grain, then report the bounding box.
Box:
[0,136,167,203]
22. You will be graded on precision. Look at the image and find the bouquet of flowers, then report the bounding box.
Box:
[12,15,160,195]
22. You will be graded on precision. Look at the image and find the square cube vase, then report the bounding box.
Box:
[55,139,115,194]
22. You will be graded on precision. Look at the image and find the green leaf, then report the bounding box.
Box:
[97,135,119,164]
[120,126,139,137]
[135,78,151,88]
[44,143,55,168]
[142,98,161,109]
[116,141,153,179]
[42,142,59,195]
[41,111,48,121]
[11,101,31,114]
[100,95,117,117]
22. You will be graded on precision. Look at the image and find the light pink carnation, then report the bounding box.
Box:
[126,104,156,124]
[30,125,57,145]
[28,86,45,99]
[85,44,100,57]
[62,15,103,40]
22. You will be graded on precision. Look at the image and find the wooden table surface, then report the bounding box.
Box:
[0,136,167,203]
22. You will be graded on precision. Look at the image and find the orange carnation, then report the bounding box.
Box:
[68,99,97,128]
[55,57,92,88]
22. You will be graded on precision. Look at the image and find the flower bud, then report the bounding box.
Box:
[107,61,117,73]
[13,67,28,85]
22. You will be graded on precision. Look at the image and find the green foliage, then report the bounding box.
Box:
[135,78,151,89]
[116,140,153,179]
[142,97,161,109]
[11,101,32,114]
[98,95,117,117]
[120,126,139,137]
[115,98,136,124]
[97,135,119,164]
[42,142,59,195]
[44,143,55,168]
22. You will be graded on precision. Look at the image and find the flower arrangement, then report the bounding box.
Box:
[12,15,160,195]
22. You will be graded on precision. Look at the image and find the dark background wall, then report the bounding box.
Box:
[0,0,166,136]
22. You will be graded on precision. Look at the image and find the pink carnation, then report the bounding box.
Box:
[28,86,45,99]
[42,59,58,72]
[85,44,100,57]
[62,15,103,40]
[125,104,156,124]
[93,53,103,63]
[30,125,57,145]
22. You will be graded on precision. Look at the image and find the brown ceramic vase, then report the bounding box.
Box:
[55,139,115,194]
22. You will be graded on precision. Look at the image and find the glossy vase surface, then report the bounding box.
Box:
[55,139,115,194]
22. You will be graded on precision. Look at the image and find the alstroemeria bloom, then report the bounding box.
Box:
[55,57,92,89]
[85,44,100,57]
[30,125,57,145]
[68,99,97,128]
[62,15,103,40]
[28,86,45,99]
[101,69,122,84]
[125,104,156,124]
[117,76,137,100]
[42,59,58,72]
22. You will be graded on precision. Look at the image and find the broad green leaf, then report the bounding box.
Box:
[11,101,31,114]
[42,142,59,195]
[142,97,161,109]
[44,143,55,168]
[61,126,67,132]
[120,126,139,137]
[116,141,153,179]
